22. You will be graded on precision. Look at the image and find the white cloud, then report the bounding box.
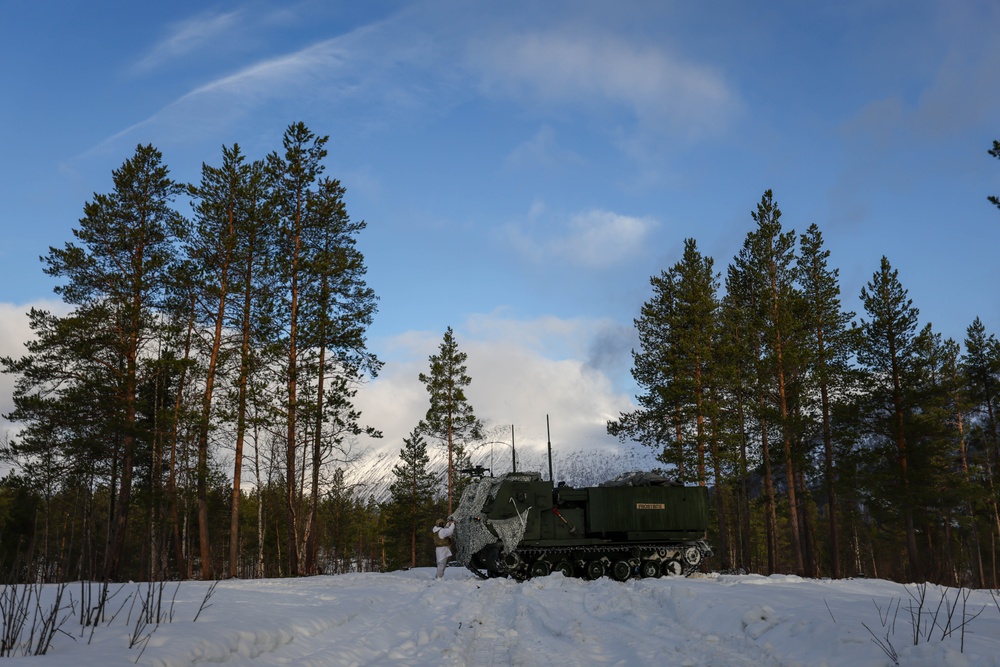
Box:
[353,312,636,465]
[88,5,740,160]
[505,125,585,169]
[504,207,657,269]
[473,30,738,138]
[0,300,68,435]
[133,10,244,73]
[85,11,450,158]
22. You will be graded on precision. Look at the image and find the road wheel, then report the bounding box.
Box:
[502,551,522,571]
[529,560,550,578]
[682,545,702,567]
[611,560,631,582]
[662,558,683,577]
[585,559,605,580]
[639,560,660,579]
[554,561,575,578]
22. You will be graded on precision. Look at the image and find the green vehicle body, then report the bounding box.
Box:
[452,472,712,581]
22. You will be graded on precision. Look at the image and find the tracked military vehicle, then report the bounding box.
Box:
[451,471,712,581]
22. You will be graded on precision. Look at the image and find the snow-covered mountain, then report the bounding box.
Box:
[346,443,666,502]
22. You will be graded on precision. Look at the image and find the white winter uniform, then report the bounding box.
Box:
[433,523,455,578]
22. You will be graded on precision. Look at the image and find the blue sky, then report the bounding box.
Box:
[2,1,999,464]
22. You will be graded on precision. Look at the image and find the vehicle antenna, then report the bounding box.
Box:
[511,424,517,473]
[546,415,553,482]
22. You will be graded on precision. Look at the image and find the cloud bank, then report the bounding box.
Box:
[353,312,638,464]
[503,207,658,269]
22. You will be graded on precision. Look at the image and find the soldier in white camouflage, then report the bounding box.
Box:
[432,517,455,578]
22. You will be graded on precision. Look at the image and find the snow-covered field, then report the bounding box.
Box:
[7,568,1000,666]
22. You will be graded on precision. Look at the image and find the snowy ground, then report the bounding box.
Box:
[7,568,1000,666]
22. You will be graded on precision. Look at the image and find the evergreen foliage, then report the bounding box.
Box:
[418,326,482,514]
[796,223,856,579]
[3,138,1000,589]
[1,126,380,583]
[385,429,438,569]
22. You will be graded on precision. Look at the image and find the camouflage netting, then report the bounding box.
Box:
[452,472,541,567]
[598,471,681,487]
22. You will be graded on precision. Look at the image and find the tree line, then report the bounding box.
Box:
[1,134,997,585]
[609,146,1000,585]
[1,123,381,582]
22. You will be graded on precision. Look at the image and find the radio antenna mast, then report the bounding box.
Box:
[546,415,553,482]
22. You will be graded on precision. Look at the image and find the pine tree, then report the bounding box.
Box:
[38,145,183,580]
[908,326,966,581]
[265,122,381,575]
[858,256,922,580]
[268,123,327,576]
[298,175,381,574]
[670,239,720,487]
[184,144,249,579]
[419,326,482,514]
[731,190,807,574]
[942,337,985,587]
[387,429,437,568]
[1,308,123,577]
[962,316,1000,585]
[608,268,686,474]
[796,223,855,578]
[609,240,720,482]
[218,152,275,579]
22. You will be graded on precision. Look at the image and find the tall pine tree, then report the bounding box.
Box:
[730,191,806,574]
[858,256,922,581]
[419,327,482,514]
[796,223,855,578]
[40,145,184,580]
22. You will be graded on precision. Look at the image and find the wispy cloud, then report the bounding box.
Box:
[473,30,739,138]
[84,10,451,158]
[505,125,585,169]
[504,207,657,269]
[86,4,740,161]
[132,10,245,73]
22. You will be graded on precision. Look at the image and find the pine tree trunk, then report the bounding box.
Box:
[674,402,685,483]
[168,294,196,580]
[890,345,921,580]
[695,359,706,486]
[735,382,753,572]
[304,337,327,575]
[196,256,230,580]
[229,225,258,579]
[106,373,136,581]
[797,468,817,578]
[447,406,454,515]
[758,391,779,575]
[411,473,418,567]
[106,305,141,581]
[771,290,804,576]
[285,199,302,576]
[711,435,730,570]
[819,380,841,578]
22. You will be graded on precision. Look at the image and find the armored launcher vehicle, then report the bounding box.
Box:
[451,471,712,581]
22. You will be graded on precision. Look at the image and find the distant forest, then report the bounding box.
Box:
[1,130,998,586]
